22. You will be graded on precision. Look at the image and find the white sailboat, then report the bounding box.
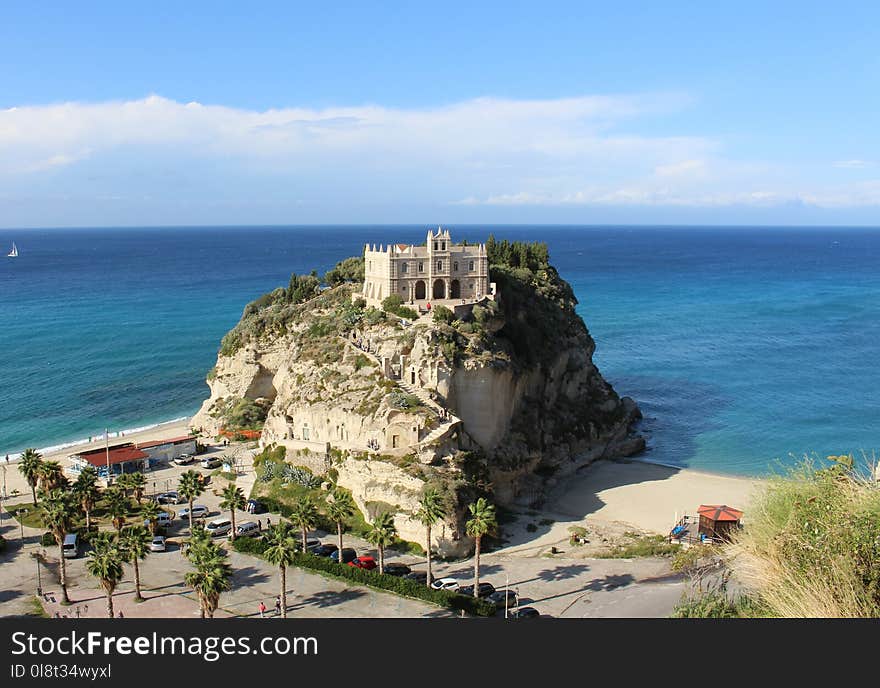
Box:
[7,242,17,257]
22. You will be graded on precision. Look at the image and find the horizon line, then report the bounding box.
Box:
[4,222,880,232]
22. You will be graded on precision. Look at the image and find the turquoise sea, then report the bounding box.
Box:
[1,225,878,476]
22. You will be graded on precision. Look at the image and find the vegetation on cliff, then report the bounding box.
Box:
[675,455,880,618]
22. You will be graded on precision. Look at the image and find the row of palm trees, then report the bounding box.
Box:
[249,486,499,602]
[18,447,500,612]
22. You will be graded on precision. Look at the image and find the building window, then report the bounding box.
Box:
[392,435,400,449]
[441,242,446,250]
[402,286,407,292]
[303,423,310,441]
[418,262,423,272]
[401,262,408,273]
[453,261,458,272]
[434,242,438,250]
[437,261,442,271]
[469,260,475,271]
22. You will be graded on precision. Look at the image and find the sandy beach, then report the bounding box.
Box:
[1,418,196,498]
[499,459,765,555]
[3,417,764,553]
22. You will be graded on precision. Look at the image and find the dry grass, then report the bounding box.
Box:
[724,460,880,618]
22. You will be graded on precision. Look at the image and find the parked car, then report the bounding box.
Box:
[487,589,518,608]
[294,536,321,551]
[201,457,222,469]
[383,563,412,577]
[173,454,195,466]
[430,577,461,592]
[348,555,377,570]
[179,505,209,520]
[233,521,261,538]
[145,510,174,529]
[62,533,79,559]
[150,536,167,552]
[330,548,357,564]
[509,607,540,619]
[205,519,232,537]
[458,582,496,598]
[245,499,266,514]
[156,491,183,504]
[404,570,434,585]
[312,543,338,557]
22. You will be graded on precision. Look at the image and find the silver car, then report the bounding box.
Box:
[150,536,166,552]
[205,519,232,537]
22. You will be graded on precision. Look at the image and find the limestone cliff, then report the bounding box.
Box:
[193,246,643,555]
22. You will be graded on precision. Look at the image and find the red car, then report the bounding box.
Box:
[348,555,377,570]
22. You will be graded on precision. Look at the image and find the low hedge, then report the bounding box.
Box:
[40,532,56,547]
[232,537,495,616]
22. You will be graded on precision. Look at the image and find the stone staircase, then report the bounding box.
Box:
[340,335,461,449]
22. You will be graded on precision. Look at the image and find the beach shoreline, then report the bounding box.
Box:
[3,416,197,464]
[4,413,765,545]
[497,457,765,555]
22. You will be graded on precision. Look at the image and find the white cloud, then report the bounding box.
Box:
[2,93,880,216]
[833,159,873,169]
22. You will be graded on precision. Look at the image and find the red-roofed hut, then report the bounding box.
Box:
[697,504,743,540]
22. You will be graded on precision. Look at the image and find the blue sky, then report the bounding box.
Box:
[2,1,879,227]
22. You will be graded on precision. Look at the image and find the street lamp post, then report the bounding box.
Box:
[18,508,26,542]
[34,550,43,597]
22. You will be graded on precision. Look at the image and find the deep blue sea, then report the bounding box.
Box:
[1,226,878,477]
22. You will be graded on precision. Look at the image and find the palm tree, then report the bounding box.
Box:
[72,467,101,532]
[415,487,446,587]
[184,536,232,618]
[115,473,133,498]
[366,511,398,575]
[105,487,129,534]
[326,490,355,565]
[263,522,298,618]
[141,500,162,536]
[178,470,204,532]
[289,496,319,554]
[18,448,44,506]
[129,472,146,504]
[219,484,246,542]
[465,497,497,598]
[41,490,74,604]
[85,535,125,618]
[36,460,67,493]
[119,525,151,602]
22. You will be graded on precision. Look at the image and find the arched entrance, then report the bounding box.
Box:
[414,280,426,300]
[432,279,445,299]
[450,279,461,299]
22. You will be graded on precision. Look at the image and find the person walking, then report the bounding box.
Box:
[274,596,281,616]
[259,601,266,618]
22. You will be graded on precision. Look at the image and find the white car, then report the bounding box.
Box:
[150,536,167,552]
[205,519,232,537]
[430,577,461,592]
[179,505,209,520]
[144,511,174,529]
[173,454,196,466]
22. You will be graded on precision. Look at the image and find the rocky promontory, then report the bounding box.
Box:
[193,239,643,556]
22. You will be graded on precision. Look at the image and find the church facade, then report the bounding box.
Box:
[360,227,492,308]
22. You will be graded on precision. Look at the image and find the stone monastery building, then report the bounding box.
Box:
[361,227,492,308]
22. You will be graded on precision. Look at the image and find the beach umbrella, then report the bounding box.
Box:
[696,504,743,522]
